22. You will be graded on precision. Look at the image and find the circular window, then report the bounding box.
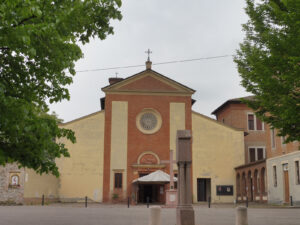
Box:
[136,109,162,134]
[140,113,157,130]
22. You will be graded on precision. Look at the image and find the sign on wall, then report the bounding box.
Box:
[216,185,233,196]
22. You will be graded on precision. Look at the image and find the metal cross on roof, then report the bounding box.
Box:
[145,49,152,61]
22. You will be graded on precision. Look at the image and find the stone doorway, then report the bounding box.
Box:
[197,178,211,202]
[138,184,163,203]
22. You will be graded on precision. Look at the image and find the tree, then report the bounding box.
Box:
[0,0,122,176]
[235,0,300,143]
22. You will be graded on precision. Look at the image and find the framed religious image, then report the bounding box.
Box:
[9,172,20,188]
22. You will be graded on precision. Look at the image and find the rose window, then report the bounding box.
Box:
[140,113,158,130]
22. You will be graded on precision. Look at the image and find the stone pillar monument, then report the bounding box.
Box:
[176,130,195,225]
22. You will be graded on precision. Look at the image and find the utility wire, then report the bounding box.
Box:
[75,54,234,73]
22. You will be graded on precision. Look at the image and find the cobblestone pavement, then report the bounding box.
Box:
[0,204,299,225]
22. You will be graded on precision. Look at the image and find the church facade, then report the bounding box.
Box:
[1,61,245,204]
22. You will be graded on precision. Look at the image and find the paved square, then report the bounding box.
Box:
[0,204,299,225]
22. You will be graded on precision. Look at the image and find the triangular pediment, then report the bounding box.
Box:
[102,70,195,95]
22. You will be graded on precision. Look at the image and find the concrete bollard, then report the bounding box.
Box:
[236,206,248,225]
[149,206,161,225]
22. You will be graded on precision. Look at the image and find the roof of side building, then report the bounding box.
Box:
[211,95,254,115]
[192,111,245,132]
[59,110,104,126]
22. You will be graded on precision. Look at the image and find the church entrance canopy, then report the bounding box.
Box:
[132,170,177,204]
[132,170,177,184]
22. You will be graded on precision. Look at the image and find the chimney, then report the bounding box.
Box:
[109,77,123,85]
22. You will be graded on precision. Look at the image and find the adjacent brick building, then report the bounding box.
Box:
[212,97,300,205]
[212,97,267,202]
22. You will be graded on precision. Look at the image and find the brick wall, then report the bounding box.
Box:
[266,127,299,158]
[215,103,267,164]
[102,93,191,202]
[215,102,299,161]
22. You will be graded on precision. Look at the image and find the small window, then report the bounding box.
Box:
[248,114,254,130]
[248,147,265,163]
[271,129,276,149]
[247,113,264,131]
[114,173,122,189]
[283,163,288,171]
[256,117,263,130]
[273,166,277,187]
[296,161,300,185]
[249,148,256,162]
[257,148,264,160]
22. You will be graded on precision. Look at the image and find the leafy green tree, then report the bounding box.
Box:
[0,0,122,176]
[235,0,300,143]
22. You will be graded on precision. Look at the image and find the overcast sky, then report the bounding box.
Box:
[49,0,250,123]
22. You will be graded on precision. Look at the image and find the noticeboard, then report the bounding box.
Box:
[216,185,233,196]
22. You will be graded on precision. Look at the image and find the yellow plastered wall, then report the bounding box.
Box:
[24,169,59,199]
[192,112,244,203]
[56,111,105,202]
[170,102,185,170]
[110,101,128,196]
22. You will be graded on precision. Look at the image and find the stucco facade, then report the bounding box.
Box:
[265,123,300,205]
[22,111,105,203]
[56,111,105,202]
[23,168,59,203]
[192,112,244,203]
[267,151,300,205]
